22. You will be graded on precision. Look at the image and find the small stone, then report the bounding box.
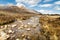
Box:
[8,30,14,33]
[18,27,23,29]
[6,35,10,38]
[27,36,30,39]
[22,34,25,37]
[5,25,7,28]
[8,25,10,27]
[16,38,20,40]
[12,24,17,27]
[0,31,9,40]
[0,26,4,29]
[26,28,31,31]
[24,25,28,28]
[28,23,31,25]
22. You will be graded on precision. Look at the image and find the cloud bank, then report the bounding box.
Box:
[39,4,53,7]
[15,0,41,7]
[0,0,60,14]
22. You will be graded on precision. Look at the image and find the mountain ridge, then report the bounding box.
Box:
[0,5,41,14]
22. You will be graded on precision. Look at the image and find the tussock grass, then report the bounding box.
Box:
[0,13,15,25]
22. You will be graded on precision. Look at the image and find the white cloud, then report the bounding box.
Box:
[37,10,55,14]
[15,0,41,7]
[16,3,26,8]
[39,4,53,7]
[54,1,60,10]
[54,6,60,10]
[43,0,53,2]
[54,1,60,5]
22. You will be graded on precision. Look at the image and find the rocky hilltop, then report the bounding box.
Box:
[0,6,60,40]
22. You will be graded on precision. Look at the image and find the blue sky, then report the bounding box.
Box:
[0,0,60,14]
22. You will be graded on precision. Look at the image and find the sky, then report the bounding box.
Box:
[0,0,60,14]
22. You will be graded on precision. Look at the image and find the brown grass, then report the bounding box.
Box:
[0,10,60,40]
[0,13,15,25]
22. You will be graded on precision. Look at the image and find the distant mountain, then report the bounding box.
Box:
[0,5,41,14]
